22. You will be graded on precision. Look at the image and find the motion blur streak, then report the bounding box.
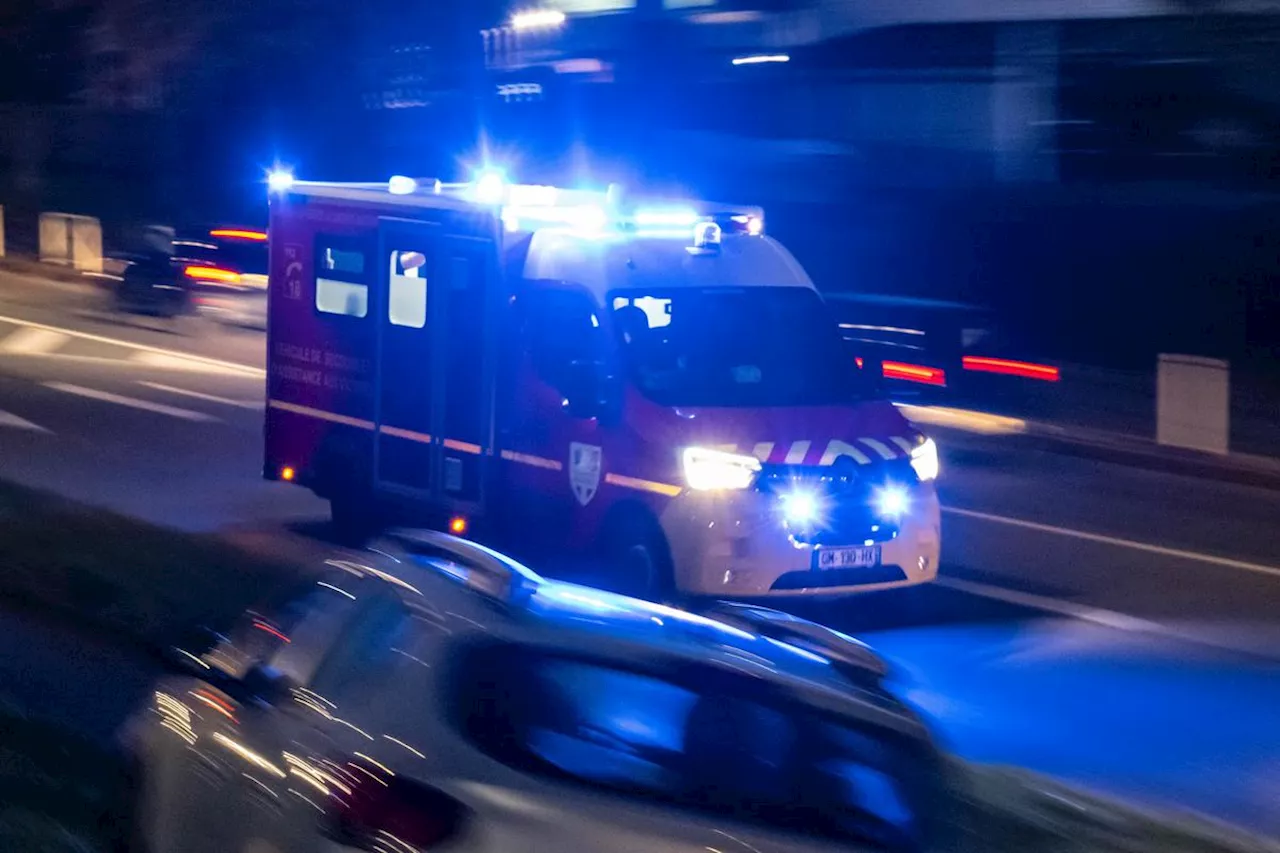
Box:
[208,229,267,241]
[895,405,1027,435]
[212,732,286,778]
[882,361,947,386]
[183,265,241,284]
[962,356,1061,381]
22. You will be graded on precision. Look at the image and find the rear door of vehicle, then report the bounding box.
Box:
[372,208,500,513]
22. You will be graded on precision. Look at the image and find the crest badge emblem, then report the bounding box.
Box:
[569,442,602,506]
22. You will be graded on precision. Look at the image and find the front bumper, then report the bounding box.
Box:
[661,483,941,597]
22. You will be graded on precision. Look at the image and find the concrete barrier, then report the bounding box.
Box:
[1156,354,1230,455]
[38,212,103,273]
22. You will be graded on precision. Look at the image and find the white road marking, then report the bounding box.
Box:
[129,351,255,375]
[0,313,263,377]
[0,326,69,355]
[0,410,50,433]
[934,577,1163,633]
[139,382,263,409]
[43,382,219,422]
[936,575,1280,661]
[944,506,1280,579]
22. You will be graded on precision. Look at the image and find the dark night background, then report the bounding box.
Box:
[2,0,1279,369]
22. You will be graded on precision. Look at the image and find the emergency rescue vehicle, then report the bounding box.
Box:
[263,169,942,599]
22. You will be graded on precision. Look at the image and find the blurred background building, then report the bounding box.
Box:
[1,0,1278,364]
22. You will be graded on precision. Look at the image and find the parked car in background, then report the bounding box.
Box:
[121,530,950,853]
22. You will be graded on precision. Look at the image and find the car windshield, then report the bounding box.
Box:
[609,286,865,407]
[173,235,268,275]
[453,643,933,851]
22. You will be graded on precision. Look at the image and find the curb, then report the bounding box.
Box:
[1020,430,1280,490]
[0,256,104,286]
[938,424,1280,491]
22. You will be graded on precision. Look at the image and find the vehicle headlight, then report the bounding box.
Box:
[910,437,939,482]
[682,447,762,491]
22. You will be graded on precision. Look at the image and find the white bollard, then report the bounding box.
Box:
[38,212,103,273]
[1156,354,1230,455]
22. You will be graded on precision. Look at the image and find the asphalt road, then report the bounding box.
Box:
[0,269,1277,837]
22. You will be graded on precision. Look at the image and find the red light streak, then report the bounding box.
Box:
[253,620,291,643]
[882,361,947,387]
[184,265,241,284]
[210,229,267,241]
[962,356,1061,382]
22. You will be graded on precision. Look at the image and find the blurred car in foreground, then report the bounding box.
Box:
[122,530,948,853]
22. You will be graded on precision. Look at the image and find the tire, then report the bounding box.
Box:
[603,511,675,602]
[329,494,379,547]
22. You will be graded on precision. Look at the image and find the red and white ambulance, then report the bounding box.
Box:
[263,170,941,599]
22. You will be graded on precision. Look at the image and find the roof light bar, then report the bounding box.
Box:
[732,54,790,66]
[512,8,566,30]
[388,175,418,195]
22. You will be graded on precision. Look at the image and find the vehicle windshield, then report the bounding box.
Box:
[453,643,930,850]
[173,235,268,275]
[609,286,865,407]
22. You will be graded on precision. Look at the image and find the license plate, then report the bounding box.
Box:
[815,546,881,570]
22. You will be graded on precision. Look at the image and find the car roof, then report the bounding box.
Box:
[520,229,816,304]
[353,532,920,736]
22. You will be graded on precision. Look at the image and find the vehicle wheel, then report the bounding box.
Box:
[330,494,379,547]
[603,512,675,602]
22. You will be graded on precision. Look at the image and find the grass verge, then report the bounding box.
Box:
[0,481,312,655]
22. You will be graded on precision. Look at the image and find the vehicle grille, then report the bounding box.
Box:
[755,457,916,546]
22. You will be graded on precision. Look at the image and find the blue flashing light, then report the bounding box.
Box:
[780,490,821,526]
[388,175,417,195]
[266,169,294,193]
[474,169,507,205]
[873,483,910,520]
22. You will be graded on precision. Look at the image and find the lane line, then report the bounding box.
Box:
[129,351,256,375]
[944,506,1280,579]
[936,575,1280,662]
[0,326,69,354]
[139,382,263,409]
[934,577,1164,633]
[43,382,219,422]
[0,313,264,377]
[0,410,51,433]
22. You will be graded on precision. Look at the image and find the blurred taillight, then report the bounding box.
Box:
[327,774,470,852]
[882,361,947,387]
[209,229,268,241]
[962,356,1060,382]
[184,265,241,285]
